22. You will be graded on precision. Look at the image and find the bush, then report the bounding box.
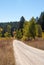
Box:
[4,32,11,37]
[0,28,3,37]
[15,29,22,39]
[22,22,30,40]
[22,36,28,41]
[0,33,2,37]
[29,17,36,39]
[36,24,42,37]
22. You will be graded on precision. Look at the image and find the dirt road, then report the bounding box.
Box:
[13,40,44,65]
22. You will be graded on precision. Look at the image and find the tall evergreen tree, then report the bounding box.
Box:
[37,12,44,31]
[29,17,36,39]
[19,16,25,30]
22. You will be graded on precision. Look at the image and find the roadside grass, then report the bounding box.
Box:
[42,32,44,39]
[22,32,44,50]
[0,36,44,65]
[0,38,15,65]
[25,39,44,50]
[0,37,14,40]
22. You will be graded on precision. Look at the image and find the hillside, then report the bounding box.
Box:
[0,22,19,30]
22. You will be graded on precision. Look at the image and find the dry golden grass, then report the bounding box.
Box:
[0,38,15,65]
[42,32,44,39]
[0,37,44,65]
[24,39,44,50]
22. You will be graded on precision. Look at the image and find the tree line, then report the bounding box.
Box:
[0,11,44,40]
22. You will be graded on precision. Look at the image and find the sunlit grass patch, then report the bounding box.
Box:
[42,32,44,39]
[0,39,15,65]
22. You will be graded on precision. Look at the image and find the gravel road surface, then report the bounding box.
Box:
[13,40,44,65]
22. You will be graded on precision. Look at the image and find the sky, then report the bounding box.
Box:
[0,0,44,22]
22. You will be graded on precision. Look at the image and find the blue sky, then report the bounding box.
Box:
[0,0,44,22]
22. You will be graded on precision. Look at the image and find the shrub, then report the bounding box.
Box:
[4,32,11,37]
[29,17,36,39]
[15,29,22,39]
[36,24,42,37]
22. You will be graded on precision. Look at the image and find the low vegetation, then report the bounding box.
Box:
[0,39,15,65]
[42,32,44,39]
[24,39,44,50]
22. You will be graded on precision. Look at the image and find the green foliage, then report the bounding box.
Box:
[19,16,25,30]
[22,22,30,40]
[15,29,22,39]
[3,25,12,37]
[37,11,44,31]
[4,32,11,37]
[7,25,11,33]
[0,33,2,37]
[0,28,3,37]
[22,36,28,41]
[0,14,43,39]
[22,18,36,41]
[29,17,36,39]
[36,24,42,37]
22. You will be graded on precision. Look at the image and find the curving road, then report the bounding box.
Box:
[13,40,44,65]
